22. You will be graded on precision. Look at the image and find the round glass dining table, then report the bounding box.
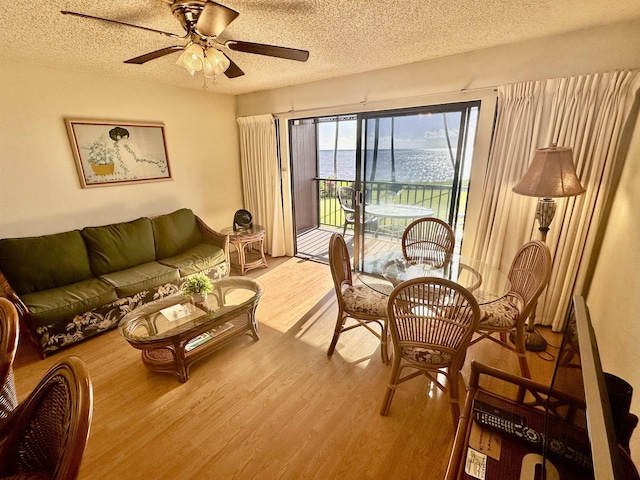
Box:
[356,253,511,305]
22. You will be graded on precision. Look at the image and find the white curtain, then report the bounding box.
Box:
[541,71,640,329]
[471,81,547,273]
[472,70,640,330]
[236,114,287,257]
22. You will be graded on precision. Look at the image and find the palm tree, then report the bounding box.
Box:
[369,118,380,182]
[442,112,456,171]
[333,117,339,177]
[390,117,396,182]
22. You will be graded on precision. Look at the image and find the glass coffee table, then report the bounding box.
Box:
[118,277,263,382]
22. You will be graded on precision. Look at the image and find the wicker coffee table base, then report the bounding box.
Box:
[137,310,259,383]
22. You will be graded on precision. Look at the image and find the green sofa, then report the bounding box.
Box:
[0,208,229,357]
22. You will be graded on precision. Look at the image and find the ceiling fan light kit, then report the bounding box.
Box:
[204,50,231,78]
[176,43,205,75]
[176,43,230,77]
[61,0,309,85]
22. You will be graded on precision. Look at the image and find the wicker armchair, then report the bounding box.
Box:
[380,277,480,425]
[469,240,552,378]
[326,233,389,364]
[401,217,455,268]
[0,356,93,480]
[0,297,19,434]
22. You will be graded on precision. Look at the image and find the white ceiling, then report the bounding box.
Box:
[2,0,640,96]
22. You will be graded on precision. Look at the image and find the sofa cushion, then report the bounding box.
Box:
[0,231,93,295]
[151,208,203,260]
[21,278,118,328]
[82,217,155,276]
[99,261,179,297]
[158,243,226,277]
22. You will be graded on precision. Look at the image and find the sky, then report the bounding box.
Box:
[317,111,478,150]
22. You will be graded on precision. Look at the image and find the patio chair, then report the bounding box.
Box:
[380,277,480,425]
[327,233,389,364]
[337,186,377,236]
[469,240,552,378]
[401,217,455,267]
[0,355,93,480]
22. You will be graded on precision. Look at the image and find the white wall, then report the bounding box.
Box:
[589,113,640,462]
[0,61,243,237]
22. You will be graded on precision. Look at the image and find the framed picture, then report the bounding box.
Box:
[65,119,171,188]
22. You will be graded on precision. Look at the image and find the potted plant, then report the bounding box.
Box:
[181,272,214,304]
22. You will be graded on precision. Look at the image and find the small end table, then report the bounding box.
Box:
[221,225,268,275]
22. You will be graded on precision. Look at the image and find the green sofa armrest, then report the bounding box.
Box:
[195,215,230,269]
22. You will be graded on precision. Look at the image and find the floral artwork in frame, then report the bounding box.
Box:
[65,119,171,188]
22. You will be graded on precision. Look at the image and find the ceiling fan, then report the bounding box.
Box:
[61,0,310,79]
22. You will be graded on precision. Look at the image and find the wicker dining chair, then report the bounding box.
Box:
[327,233,389,364]
[0,297,19,434]
[380,277,480,425]
[401,217,455,267]
[469,240,552,379]
[0,355,93,480]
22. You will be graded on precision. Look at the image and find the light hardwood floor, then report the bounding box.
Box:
[13,257,562,479]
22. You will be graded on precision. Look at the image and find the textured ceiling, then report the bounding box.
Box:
[2,0,640,96]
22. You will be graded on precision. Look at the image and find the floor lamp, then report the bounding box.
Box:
[512,145,585,351]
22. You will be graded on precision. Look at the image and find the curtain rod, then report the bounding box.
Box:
[270,85,498,118]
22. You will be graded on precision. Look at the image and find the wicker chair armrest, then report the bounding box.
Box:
[196,216,230,268]
[0,356,93,480]
[0,272,28,318]
[0,271,17,301]
[0,272,44,359]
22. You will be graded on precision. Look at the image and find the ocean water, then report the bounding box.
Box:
[318,149,456,183]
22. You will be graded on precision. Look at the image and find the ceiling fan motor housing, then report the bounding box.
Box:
[171,1,207,34]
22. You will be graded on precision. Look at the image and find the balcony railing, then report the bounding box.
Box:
[317,178,457,232]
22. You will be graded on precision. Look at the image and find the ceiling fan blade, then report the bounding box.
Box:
[227,41,309,62]
[223,55,245,78]
[196,2,239,37]
[124,46,184,64]
[61,11,184,39]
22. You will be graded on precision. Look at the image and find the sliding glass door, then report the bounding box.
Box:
[289,102,480,266]
[354,103,480,272]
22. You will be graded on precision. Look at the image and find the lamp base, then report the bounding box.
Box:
[509,329,548,352]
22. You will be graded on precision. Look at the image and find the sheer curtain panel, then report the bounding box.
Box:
[236,114,286,257]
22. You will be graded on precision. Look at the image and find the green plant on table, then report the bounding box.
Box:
[181,273,214,297]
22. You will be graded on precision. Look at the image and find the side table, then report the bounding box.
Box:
[221,225,268,275]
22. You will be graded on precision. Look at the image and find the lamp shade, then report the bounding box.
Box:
[512,146,585,198]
